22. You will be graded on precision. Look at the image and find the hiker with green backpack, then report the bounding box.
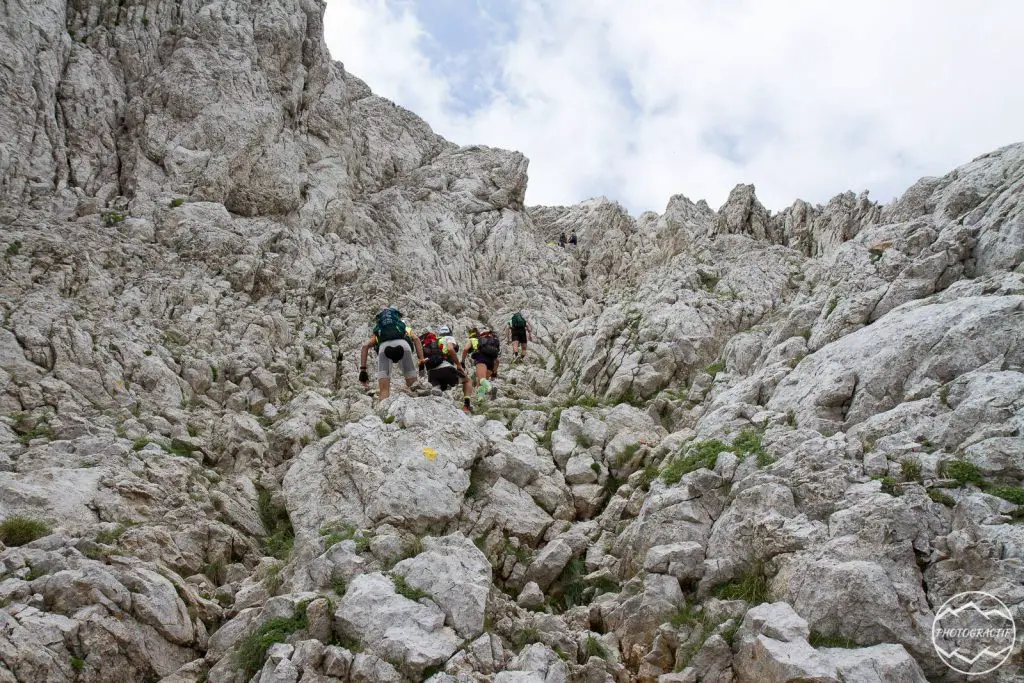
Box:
[506,312,533,361]
[358,307,426,400]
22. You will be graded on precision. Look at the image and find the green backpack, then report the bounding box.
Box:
[374,308,407,343]
[510,312,527,330]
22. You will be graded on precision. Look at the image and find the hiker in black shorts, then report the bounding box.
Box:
[421,326,473,413]
[461,327,500,399]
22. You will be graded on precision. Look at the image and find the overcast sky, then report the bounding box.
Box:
[322,0,1024,215]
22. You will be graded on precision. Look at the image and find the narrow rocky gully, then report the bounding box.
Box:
[1,1,1023,682]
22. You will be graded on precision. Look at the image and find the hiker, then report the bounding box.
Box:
[436,325,460,358]
[506,312,533,360]
[569,231,578,246]
[559,232,566,248]
[421,326,473,413]
[461,327,501,399]
[358,306,426,400]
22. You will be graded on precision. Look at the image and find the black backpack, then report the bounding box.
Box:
[478,330,500,358]
[374,308,406,343]
[421,331,445,369]
[511,312,527,330]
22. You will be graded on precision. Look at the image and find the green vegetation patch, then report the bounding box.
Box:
[939,459,985,487]
[710,564,771,605]
[809,631,858,648]
[662,439,729,485]
[989,487,1024,505]
[928,489,956,507]
[391,573,429,601]
[900,458,922,483]
[258,487,294,560]
[236,602,309,677]
[0,516,51,547]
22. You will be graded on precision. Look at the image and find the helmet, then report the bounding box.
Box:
[468,327,479,338]
[438,325,451,335]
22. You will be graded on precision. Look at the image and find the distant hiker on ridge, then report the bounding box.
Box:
[559,232,567,248]
[358,306,425,400]
[569,231,578,246]
[506,311,533,361]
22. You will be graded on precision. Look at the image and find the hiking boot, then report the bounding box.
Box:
[489,384,498,400]
[461,404,472,414]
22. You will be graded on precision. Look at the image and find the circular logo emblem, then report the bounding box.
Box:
[931,591,1016,675]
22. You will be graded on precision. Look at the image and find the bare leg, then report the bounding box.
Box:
[378,377,391,399]
[476,363,488,382]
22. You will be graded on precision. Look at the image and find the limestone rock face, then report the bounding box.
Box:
[2,0,1024,680]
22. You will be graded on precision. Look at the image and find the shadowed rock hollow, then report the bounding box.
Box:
[2,1,1023,682]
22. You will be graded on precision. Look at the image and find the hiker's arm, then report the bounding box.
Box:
[449,348,465,374]
[413,336,425,364]
[527,323,533,341]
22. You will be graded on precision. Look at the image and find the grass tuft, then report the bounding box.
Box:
[809,631,858,648]
[706,361,726,379]
[257,487,294,560]
[0,516,51,547]
[939,459,985,488]
[878,476,899,496]
[711,564,771,605]
[584,634,609,660]
[661,439,729,485]
[928,489,956,507]
[391,573,429,601]
[236,602,308,677]
[733,428,774,467]
[95,524,128,545]
[900,458,922,483]
[989,487,1024,505]
[547,556,588,613]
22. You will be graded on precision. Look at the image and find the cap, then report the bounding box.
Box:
[438,325,451,335]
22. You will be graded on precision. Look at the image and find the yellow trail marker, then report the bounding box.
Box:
[423,447,438,461]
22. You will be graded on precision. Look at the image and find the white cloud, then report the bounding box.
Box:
[323,0,1024,213]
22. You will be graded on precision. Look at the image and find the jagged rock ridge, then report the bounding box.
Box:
[1,1,1023,682]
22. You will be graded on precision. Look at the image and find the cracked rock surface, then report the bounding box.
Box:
[2,1,1024,681]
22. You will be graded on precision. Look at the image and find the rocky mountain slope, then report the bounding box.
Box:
[2,1,1023,682]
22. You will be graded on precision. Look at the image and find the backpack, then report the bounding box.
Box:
[477,330,500,358]
[510,312,527,330]
[374,308,406,344]
[440,336,459,357]
[420,331,444,369]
